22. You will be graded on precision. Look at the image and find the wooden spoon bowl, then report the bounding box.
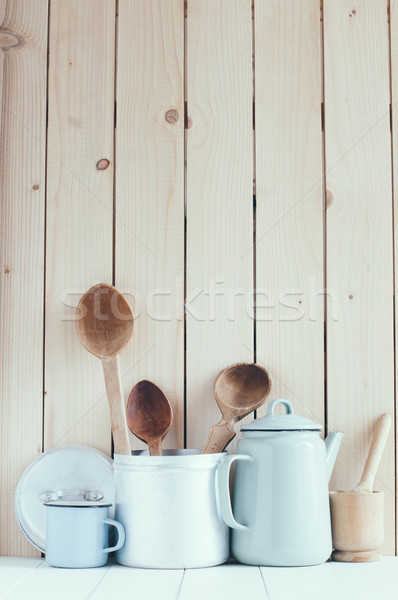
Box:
[214,363,272,413]
[127,380,173,456]
[76,283,134,455]
[76,283,134,359]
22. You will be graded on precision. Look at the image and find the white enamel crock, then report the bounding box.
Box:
[114,450,229,569]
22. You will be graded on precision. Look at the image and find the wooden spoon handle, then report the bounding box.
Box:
[148,439,162,456]
[102,356,131,455]
[353,413,391,493]
[201,420,236,454]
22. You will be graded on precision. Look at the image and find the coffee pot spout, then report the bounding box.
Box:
[325,431,344,481]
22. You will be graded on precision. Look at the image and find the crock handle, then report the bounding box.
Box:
[216,454,252,531]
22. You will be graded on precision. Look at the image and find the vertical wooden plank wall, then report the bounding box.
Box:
[186,0,253,449]
[392,0,398,554]
[0,0,48,557]
[255,1,324,424]
[2,0,398,557]
[116,0,184,450]
[45,0,115,452]
[324,0,395,553]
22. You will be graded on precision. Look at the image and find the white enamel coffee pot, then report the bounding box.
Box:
[216,399,343,566]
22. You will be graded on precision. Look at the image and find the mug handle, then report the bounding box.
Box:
[103,518,126,553]
[216,454,252,531]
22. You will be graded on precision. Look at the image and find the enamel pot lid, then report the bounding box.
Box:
[44,500,112,508]
[14,445,114,551]
[241,399,322,431]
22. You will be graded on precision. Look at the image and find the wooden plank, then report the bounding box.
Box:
[324,0,395,554]
[93,565,184,600]
[2,558,398,599]
[178,565,268,600]
[390,0,398,556]
[44,0,115,452]
[0,558,42,595]
[116,0,184,449]
[0,0,47,557]
[186,0,253,450]
[254,1,324,425]
[4,561,110,600]
[261,558,398,600]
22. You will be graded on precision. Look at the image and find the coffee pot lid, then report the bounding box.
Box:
[241,399,322,431]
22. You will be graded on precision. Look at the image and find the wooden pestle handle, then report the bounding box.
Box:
[201,419,236,454]
[102,356,131,455]
[352,413,391,493]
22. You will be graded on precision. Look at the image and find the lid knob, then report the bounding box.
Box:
[267,399,294,416]
[38,489,103,503]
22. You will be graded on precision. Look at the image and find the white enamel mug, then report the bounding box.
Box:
[44,500,125,568]
[114,450,229,569]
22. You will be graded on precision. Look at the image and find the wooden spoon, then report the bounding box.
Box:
[127,380,173,456]
[202,363,272,454]
[351,413,391,493]
[76,283,134,455]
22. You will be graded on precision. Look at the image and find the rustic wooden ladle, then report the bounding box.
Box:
[127,380,173,456]
[76,283,134,455]
[202,363,272,454]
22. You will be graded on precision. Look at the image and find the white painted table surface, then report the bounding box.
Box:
[0,557,397,600]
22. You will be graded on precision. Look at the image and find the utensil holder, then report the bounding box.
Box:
[114,450,230,569]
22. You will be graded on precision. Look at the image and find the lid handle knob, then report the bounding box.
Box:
[38,489,103,502]
[267,399,294,416]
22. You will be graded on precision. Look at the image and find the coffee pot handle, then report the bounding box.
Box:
[216,454,252,531]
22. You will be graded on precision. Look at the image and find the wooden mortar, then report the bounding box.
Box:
[329,491,384,562]
[329,413,391,562]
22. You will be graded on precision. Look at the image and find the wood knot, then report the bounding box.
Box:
[96,158,110,170]
[32,184,40,191]
[0,32,19,48]
[165,109,178,124]
[68,116,82,128]
[326,190,334,209]
[4,267,10,274]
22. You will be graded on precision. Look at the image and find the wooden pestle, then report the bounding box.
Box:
[351,413,392,494]
[329,413,391,562]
